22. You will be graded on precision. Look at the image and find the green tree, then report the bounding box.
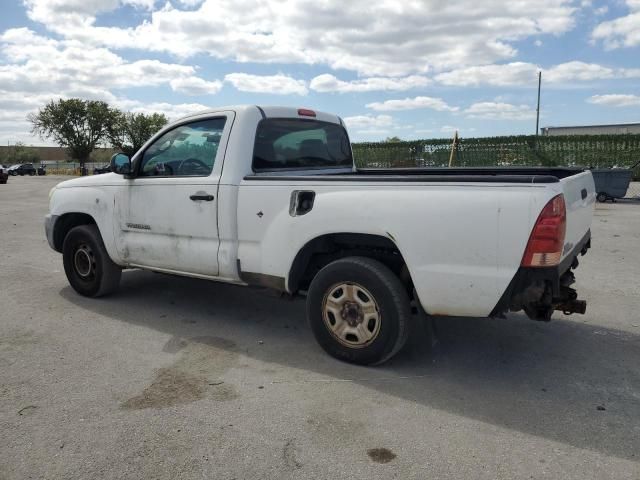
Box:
[28,99,118,174]
[384,136,402,143]
[108,112,168,157]
[13,142,41,164]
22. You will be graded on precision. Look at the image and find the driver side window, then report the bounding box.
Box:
[139,117,226,177]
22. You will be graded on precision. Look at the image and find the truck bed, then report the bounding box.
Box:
[245,167,587,184]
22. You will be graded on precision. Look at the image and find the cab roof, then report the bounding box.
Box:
[178,105,343,126]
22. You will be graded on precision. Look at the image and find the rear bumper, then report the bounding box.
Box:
[491,230,591,320]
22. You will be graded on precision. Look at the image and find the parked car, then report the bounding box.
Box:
[9,163,37,176]
[93,164,111,175]
[37,164,47,176]
[45,105,595,365]
[0,165,8,184]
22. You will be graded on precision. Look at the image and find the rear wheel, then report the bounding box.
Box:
[306,256,411,365]
[596,192,608,203]
[62,224,121,297]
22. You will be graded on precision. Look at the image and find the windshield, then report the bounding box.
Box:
[253,118,352,171]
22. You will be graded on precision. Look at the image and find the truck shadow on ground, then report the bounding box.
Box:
[61,269,640,462]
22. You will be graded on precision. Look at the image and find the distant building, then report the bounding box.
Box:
[541,122,640,136]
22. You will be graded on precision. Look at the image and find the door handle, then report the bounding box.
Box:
[190,194,214,201]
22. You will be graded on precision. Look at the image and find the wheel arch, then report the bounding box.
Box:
[287,232,412,294]
[52,212,97,252]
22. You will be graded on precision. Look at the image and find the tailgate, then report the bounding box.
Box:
[560,170,595,261]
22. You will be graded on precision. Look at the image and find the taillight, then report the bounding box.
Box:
[298,108,316,117]
[521,194,566,267]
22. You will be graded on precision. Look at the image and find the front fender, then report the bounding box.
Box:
[48,185,121,265]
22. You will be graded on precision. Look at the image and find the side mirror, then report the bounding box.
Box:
[110,153,131,175]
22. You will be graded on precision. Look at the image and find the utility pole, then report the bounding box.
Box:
[535,71,542,139]
[448,130,458,167]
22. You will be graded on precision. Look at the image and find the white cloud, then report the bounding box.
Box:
[592,0,640,49]
[0,28,217,94]
[353,129,391,137]
[464,102,536,120]
[23,0,579,76]
[24,0,120,20]
[435,61,621,87]
[343,115,394,129]
[224,73,308,95]
[544,61,614,82]
[587,94,640,107]
[0,27,220,143]
[310,74,430,93]
[170,77,223,95]
[366,96,458,112]
[435,62,538,87]
[114,99,210,119]
[594,6,608,15]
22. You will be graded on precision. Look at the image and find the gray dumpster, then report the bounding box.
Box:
[591,168,633,202]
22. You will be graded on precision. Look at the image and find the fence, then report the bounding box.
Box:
[352,134,640,198]
[35,135,640,197]
[42,161,107,176]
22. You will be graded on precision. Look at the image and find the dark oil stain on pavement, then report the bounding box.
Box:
[282,438,303,470]
[121,335,239,410]
[0,330,39,348]
[367,447,397,464]
[120,367,204,409]
[17,405,38,416]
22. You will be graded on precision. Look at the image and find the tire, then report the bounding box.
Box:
[596,192,608,203]
[306,256,411,365]
[62,224,121,297]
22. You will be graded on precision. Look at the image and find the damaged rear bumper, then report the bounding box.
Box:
[491,230,591,321]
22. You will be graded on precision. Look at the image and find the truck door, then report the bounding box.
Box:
[114,113,234,276]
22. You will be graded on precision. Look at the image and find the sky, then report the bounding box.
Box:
[0,0,639,145]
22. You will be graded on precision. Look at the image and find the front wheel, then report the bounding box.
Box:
[62,224,122,297]
[306,256,411,365]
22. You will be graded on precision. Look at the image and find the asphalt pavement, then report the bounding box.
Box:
[1,175,639,479]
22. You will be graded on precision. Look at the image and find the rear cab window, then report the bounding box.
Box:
[253,119,352,172]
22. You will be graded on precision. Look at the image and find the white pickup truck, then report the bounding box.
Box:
[45,105,595,364]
